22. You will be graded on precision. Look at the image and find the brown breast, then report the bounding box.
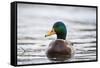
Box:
[46,40,71,61]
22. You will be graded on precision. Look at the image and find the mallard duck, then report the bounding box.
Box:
[45,21,74,61]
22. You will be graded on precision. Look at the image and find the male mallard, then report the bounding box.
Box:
[45,21,74,61]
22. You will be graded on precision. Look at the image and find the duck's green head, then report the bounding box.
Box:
[45,21,67,40]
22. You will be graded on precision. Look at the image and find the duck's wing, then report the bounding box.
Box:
[65,40,75,56]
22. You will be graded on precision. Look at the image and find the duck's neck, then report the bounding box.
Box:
[57,33,66,40]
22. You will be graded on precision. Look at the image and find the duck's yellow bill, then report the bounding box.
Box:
[45,28,56,37]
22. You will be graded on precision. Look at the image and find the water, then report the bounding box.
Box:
[17,4,97,65]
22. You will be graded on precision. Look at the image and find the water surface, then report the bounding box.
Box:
[17,4,97,65]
